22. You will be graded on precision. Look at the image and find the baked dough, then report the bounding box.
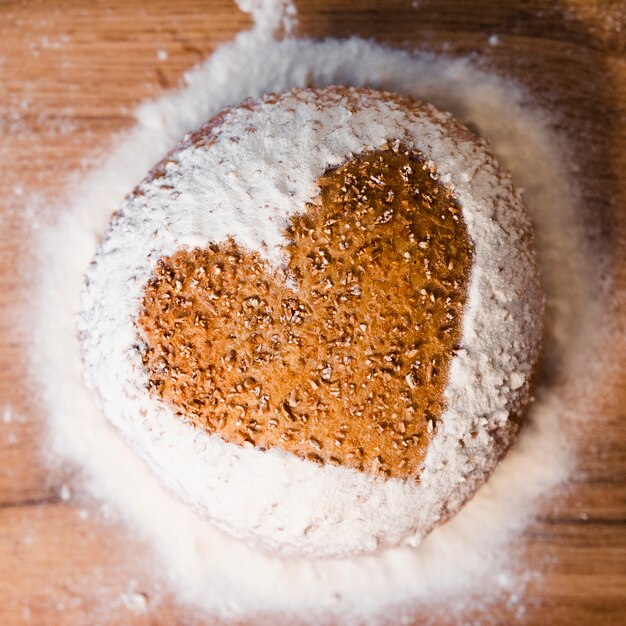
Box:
[79,86,543,558]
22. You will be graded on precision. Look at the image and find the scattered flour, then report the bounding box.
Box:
[26,0,601,622]
[3,407,13,424]
[59,483,72,502]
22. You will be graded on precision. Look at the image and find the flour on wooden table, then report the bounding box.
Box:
[26,0,601,622]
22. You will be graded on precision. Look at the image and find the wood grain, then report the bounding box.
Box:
[0,1,625,624]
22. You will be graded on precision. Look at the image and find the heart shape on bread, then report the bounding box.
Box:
[138,146,473,480]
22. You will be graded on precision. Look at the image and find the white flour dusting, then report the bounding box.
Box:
[27,0,599,622]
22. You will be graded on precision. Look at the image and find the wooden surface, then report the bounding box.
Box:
[1,1,625,624]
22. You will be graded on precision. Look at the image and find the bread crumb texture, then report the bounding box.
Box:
[139,147,473,479]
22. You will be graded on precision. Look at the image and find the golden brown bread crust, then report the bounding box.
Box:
[137,133,474,480]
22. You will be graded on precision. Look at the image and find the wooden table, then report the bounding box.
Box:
[1,1,625,624]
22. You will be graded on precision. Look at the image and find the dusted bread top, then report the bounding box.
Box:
[79,87,543,558]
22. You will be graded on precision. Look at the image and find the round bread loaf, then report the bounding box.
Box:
[79,86,543,558]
